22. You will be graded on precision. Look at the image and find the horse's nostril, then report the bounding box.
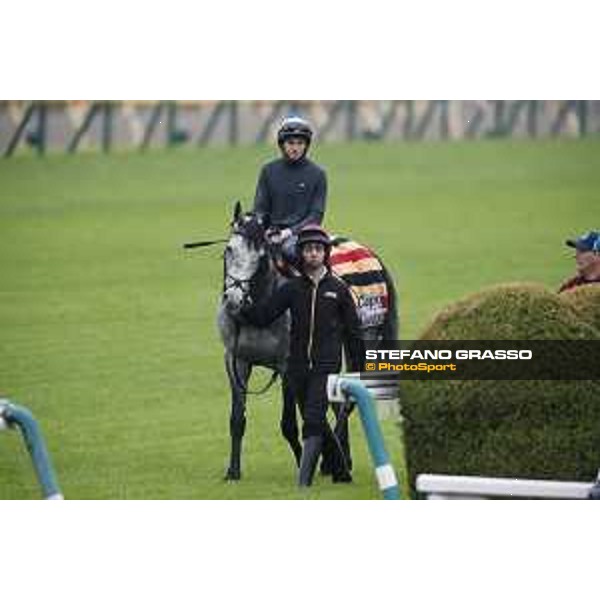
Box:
[224,290,242,307]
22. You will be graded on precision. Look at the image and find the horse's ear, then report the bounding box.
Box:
[233,200,242,223]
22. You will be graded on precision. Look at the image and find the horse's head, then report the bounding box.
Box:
[222,201,272,312]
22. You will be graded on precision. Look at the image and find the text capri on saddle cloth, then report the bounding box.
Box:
[329,236,389,329]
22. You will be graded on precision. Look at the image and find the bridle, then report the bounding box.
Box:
[223,273,253,298]
[224,225,280,396]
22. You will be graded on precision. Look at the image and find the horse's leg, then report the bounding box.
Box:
[224,353,251,481]
[280,373,302,466]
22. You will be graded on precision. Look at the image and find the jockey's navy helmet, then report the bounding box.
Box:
[277,116,313,148]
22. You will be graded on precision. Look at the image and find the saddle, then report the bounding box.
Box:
[329,236,389,329]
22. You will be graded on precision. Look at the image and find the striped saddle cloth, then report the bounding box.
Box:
[330,236,389,329]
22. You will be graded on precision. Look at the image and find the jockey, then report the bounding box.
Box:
[253,116,328,268]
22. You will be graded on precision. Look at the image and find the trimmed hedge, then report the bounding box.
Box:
[563,284,600,334]
[418,282,600,340]
[401,283,600,497]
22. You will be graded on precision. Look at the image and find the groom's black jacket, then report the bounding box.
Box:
[241,270,363,374]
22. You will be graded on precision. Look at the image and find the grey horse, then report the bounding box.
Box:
[217,201,398,481]
[218,202,301,480]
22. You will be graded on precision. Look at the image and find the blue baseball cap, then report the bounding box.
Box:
[565,231,600,252]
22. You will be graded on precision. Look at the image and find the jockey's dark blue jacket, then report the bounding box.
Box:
[253,156,327,234]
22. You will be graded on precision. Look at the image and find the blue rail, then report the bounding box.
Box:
[0,399,63,500]
[333,379,401,500]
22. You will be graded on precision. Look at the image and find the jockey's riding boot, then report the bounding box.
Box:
[298,436,322,487]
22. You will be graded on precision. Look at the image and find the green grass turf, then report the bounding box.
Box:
[1,138,599,498]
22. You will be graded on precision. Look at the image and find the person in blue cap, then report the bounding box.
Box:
[558,230,600,292]
[253,116,327,269]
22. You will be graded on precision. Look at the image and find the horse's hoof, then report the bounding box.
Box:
[224,468,241,481]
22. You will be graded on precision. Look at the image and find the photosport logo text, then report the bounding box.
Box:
[360,341,600,381]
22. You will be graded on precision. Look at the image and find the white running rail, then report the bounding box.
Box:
[417,473,597,499]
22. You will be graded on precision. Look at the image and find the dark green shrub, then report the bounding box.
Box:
[563,284,600,335]
[401,283,600,497]
[419,282,599,340]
